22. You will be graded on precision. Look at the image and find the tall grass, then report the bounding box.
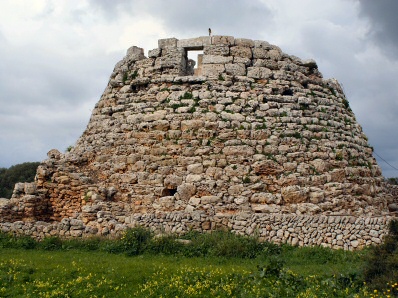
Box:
[0,224,396,297]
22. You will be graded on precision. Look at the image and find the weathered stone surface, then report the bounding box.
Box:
[202,55,233,64]
[230,46,252,59]
[211,35,234,45]
[247,67,272,79]
[158,38,178,49]
[177,36,211,49]
[126,46,145,62]
[201,64,225,77]
[281,186,309,204]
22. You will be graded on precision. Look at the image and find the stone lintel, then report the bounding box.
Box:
[177,36,211,50]
[158,38,179,49]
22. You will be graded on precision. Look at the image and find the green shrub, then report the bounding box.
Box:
[39,236,63,250]
[363,220,398,294]
[99,239,124,254]
[342,98,351,110]
[63,237,102,251]
[131,70,139,80]
[182,231,265,259]
[13,235,37,250]
[147,235,184,255]
[181,92,193,99]
[121,227,152,256]
[0,231,14,248]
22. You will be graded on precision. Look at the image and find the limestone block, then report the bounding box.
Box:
[298,97,312,105]
[222,145,254,157]
[164,175,183,189]
[201,196,221,204]
[185,205,195,212]
[202,55,233,64]
[234,56,252,66]
[126,114,142,125]
[251,204,280,213]
[234,38,255,47]
[252,48,268,59]
[177,183,196,201]
[268,49,282,61]
[24,183,37,195]
[330,169,346,182]
[201,64,225,77]
[211,35,234,45]
[250,193,280,204]
[230,46,253,59]
[126,46,145,62]
[225,103,242,113]
[47,149,62,159]
[181,120,205,131]
[281,186,309,204]
[70,219,84,230]
[142,110,167,122]
[187,163,204,174]
[296,203,321,214]
[177,36,211,49]
[350,239,359,248]
[220,111,245,122]
[204,44,230,56]
[158,196,175,208]
[225,63,246,76]
[228,184,244,196]
[0,198,9,206]
[158,38,178,49]
[186,174,202,183]
[310,159,329,173]
[247,67,272,79]
[309,189,324,203]
[148,48,161,58]
[254,40,273,49]
[188,197,201,206]
[70,230,83,237]
[234,197,248,205]
[252,160,282,176]
[153,120,170,131]
[159,48,186,70]
[302,59,318,69]
[369,230,379,237]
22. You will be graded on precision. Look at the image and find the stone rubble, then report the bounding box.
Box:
[1,35,397,249]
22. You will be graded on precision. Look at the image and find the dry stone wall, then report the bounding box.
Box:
[0,35,396,248]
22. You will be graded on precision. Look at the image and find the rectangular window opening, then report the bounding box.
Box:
[187,50,204,76]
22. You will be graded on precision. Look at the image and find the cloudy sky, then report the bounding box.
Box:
[0,0,397,178]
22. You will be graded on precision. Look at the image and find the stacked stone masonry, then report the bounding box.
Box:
[1,36,397,249]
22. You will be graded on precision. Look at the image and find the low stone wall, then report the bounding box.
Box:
[0,212,392,250]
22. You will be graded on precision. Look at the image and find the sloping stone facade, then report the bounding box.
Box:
[1,36,397,249]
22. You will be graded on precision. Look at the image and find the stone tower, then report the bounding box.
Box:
[1,36,396,247]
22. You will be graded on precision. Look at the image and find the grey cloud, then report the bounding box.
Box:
[358,0,398,58]
[87,0,272,38]
[0,39,121,168]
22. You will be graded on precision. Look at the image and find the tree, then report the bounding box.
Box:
[0,162,40,198]
[387,177,398,185]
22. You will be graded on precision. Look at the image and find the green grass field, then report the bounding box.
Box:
[0,228,396,297]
